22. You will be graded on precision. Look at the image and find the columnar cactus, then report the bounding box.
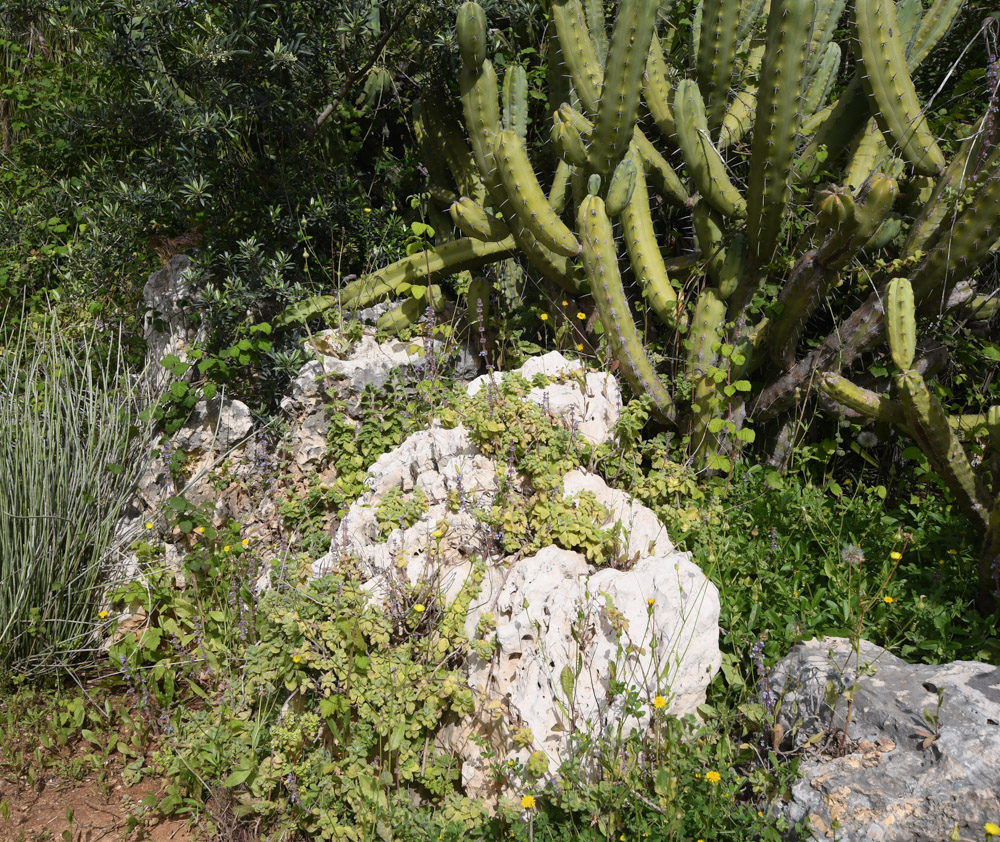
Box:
[281,0,1000,595]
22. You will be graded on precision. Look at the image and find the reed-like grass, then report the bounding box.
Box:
[0,314,152,675]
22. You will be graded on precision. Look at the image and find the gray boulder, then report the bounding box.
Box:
[771,637,1000,841]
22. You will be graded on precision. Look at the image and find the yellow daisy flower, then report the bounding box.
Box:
[890,551,902,560]
[520,795,535,810]
[883,596,894,604]
[653,695,666,709]
[705,770,722,784]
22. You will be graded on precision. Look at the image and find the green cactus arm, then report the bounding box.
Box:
[692,200,727,289]
[467,276,491,322]
[904,115,1000,254]
[905,0,966,69]
[606,152,639,215]
[582,0,609,66]
[460,59,502,192]
[800,102,834,136]
[719,42,765,148]
[547,38,573,118]
[552,107,591,167]
[807,0,847,72]
[345,237,517,308]
[579,194,677,423]
[854,0,946,176]
[493,128,582,257]
[815,174,898,270]
[795,77,869,185]
[685,287,727,378]
[450,198,512,242]
[557,102,688,205]
[674,79,747,219]
[457,2,488,69]
[767,252,839,369]
[745,0,812,273]
[275,236,518,325]
[621,158,679,324]
[632,129,690,206]
[844,120,891,193]
[896,0,923,54]
[737,0,768,41]
[549,159,573,213]
[505,211,586,294]
[376,286,447,335]
[697,0,743,133]
[690,0,704,68]
[897,369,990,532]
[643,33,677,143]
[690,375,728,468]
[551,0,604,114]
[589,0,659,174]
[414,95,485,207]
[949,413,990,438]
[502,64,529,142]
[802,43,841,120]
[886,277,917,371]
[909,163,1000,306]
[817,372,908,428]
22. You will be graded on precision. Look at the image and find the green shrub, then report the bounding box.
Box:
[0,313,152,674]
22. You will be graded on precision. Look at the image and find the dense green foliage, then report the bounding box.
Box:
[1,0,999,840]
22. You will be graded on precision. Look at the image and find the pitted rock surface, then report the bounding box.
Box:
[771,637,1000,841]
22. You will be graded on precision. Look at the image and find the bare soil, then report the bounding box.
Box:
[0,774,197,842]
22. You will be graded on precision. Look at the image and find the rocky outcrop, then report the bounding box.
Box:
[142,255,205,393]
[771,637,1000,841]
[315,356,720,798]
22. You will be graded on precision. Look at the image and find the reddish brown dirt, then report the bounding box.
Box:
[0,774,198,842]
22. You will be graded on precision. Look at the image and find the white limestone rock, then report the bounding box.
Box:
[467,351,622,446]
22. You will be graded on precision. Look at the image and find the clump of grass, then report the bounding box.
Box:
[0,312,152,675]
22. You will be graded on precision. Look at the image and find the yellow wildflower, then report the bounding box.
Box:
[576,311,586,320]
[413,604,426,613]
[985,823,1000,837]
[223,545,231,553]
[705,770,721,784]
[562,300,569,306]
[364,207,372,213]
[540,313,549,321]
[144,521,154,530]
[890,551,902,560]
[292,654,302,664]
[883,596,894,604]
[647,598,655,606]
[241,538,250,547]
[98,610,109,620]
[577,343,584,351]
[520,795,535,810]
[194,526,205,535]
[653,695,666,709]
